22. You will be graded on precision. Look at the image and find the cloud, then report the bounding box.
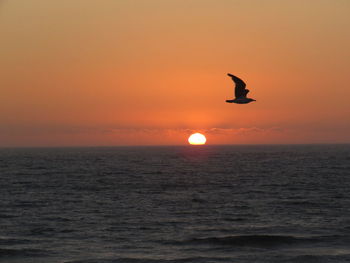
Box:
[0,124,284,137]
[206,127,284,135]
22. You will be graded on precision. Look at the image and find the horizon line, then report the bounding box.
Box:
[1,142,349,149]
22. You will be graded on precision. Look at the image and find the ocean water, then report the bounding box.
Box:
[0,145,350,263]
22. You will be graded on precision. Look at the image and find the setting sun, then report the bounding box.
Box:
[188,133,207,145]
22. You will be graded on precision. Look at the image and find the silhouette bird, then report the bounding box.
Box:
[226,74,256,104]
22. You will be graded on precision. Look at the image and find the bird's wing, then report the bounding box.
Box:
[227,73,249,98]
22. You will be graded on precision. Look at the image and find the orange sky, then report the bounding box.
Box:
[1,0,349,146]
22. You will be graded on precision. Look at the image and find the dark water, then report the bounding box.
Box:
[0,145,350,263]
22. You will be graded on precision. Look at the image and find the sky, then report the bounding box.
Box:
[0,0,349,146]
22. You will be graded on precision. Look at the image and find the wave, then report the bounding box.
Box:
[187,234,317,248]
[64,257,226,263]
[284,254,350,263]
[0,238,31,246]
[0,248,47,258]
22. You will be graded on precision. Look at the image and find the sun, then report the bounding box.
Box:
[188,133,206,145]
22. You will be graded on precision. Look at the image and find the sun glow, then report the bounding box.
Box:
[188,133,206,145]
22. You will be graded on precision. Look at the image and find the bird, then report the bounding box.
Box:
[226,73,256,104]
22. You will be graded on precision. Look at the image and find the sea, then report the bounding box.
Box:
[0,144,349,263]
